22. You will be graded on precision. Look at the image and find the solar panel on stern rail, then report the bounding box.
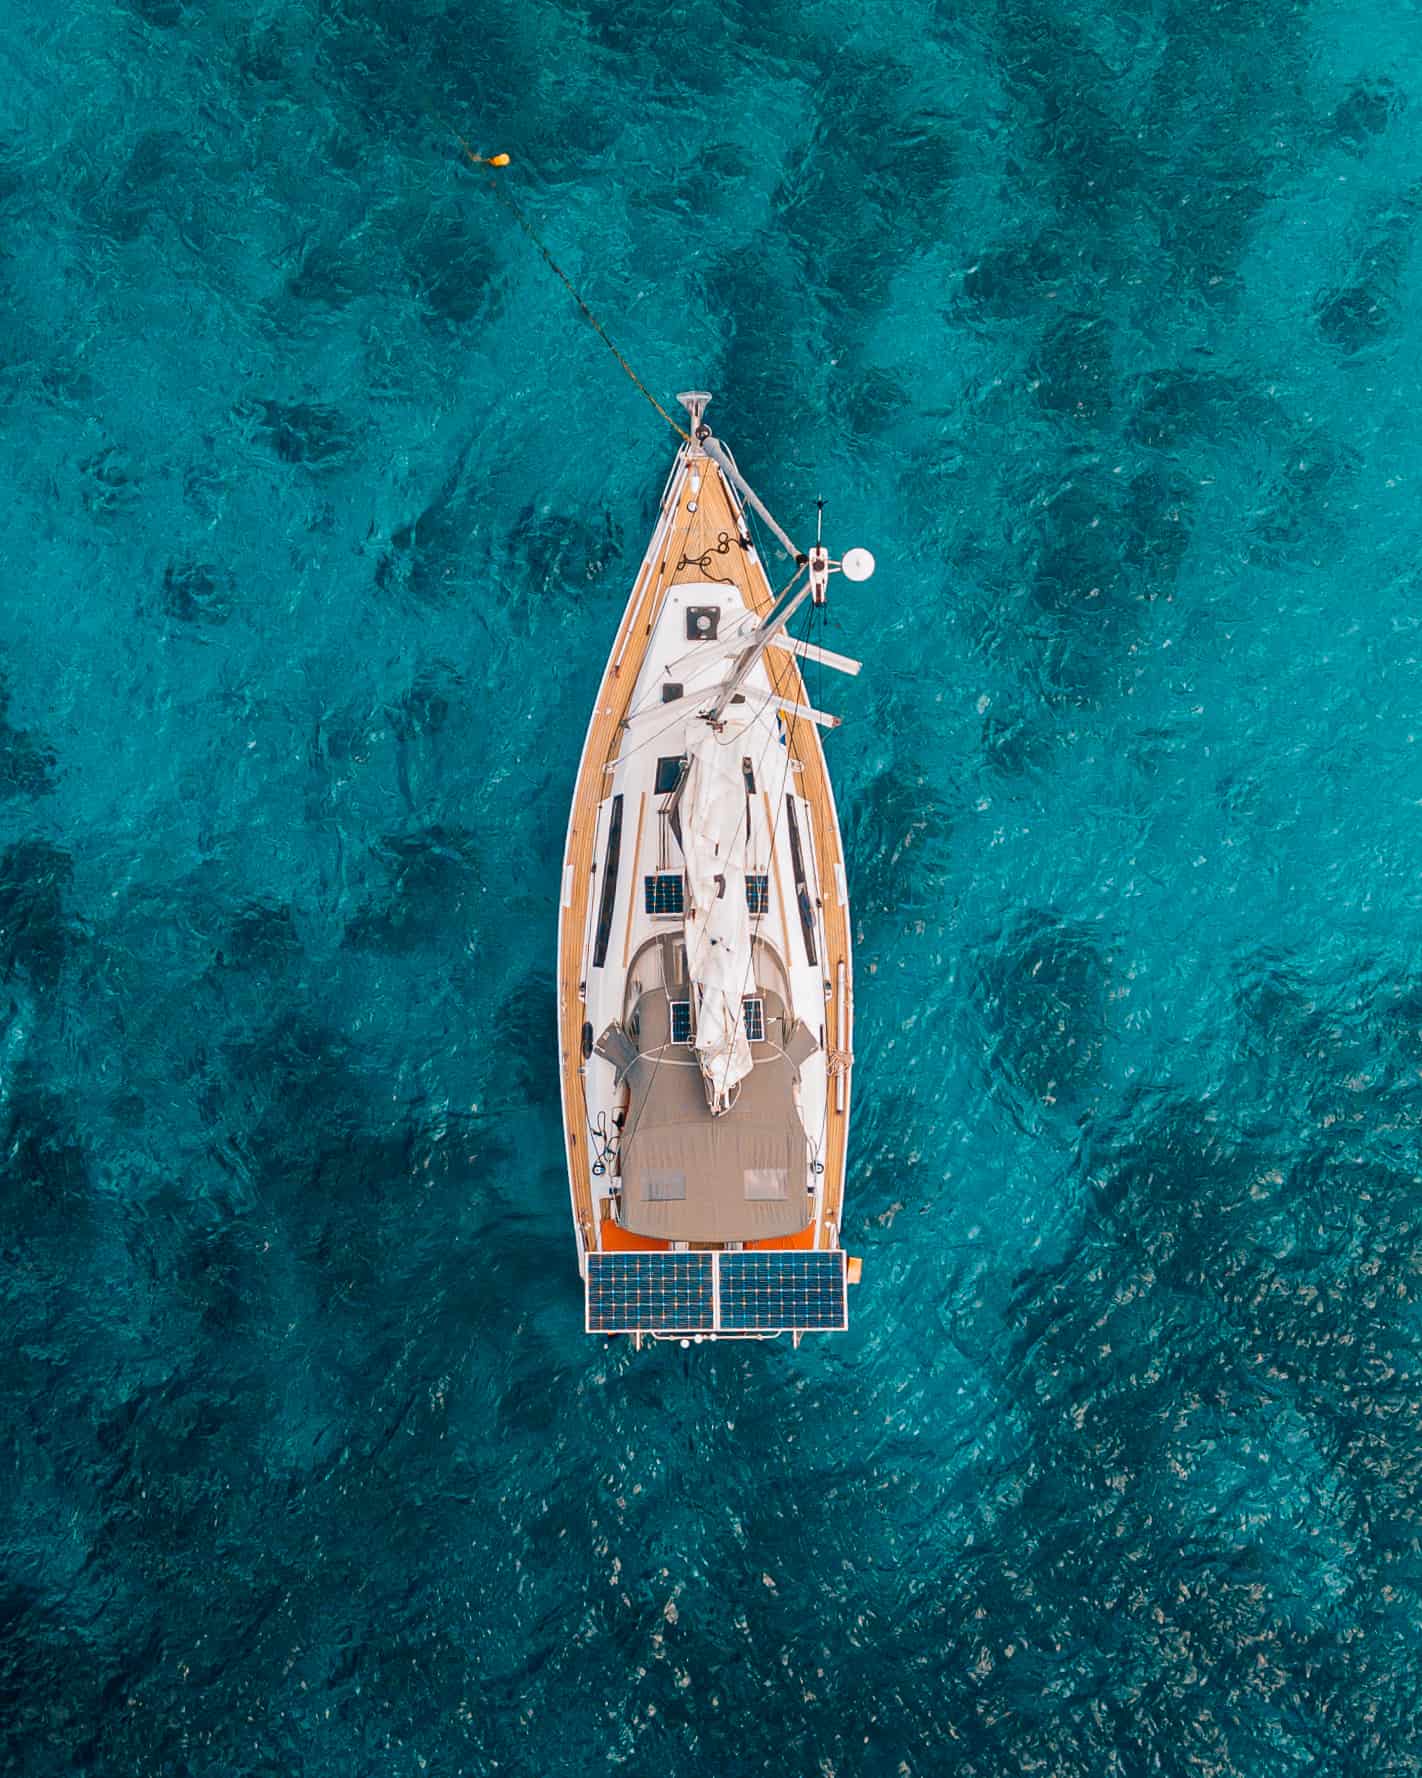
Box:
[586,1252,714,1333]
[717,1251,848,1333]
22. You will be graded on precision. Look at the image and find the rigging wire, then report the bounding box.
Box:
[531,344,844,1217]
[805,595,835,1179]
[731,592,836,1183]
[705,561,818,1118]
[613,553,809,1157]
[569,493,697,1228]
[576,468,844,1232]
[610,567,807,768]
[582,467,743,1168]
[445,125,691,445]
[705,679,804,1116]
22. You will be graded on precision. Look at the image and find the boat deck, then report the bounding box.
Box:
[558,439,853,1266]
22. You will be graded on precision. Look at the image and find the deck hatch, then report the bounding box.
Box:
[586,1252,848,1335]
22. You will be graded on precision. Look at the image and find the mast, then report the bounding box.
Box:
[702,445,855,728]
[668,419,873,816]
[703,548,831,728]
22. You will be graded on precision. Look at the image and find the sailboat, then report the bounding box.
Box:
[558,392,872,1345]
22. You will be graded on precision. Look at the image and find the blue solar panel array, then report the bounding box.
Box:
[645,873,685,915]
[670,1000,694,1045]
[741,996,765,1042]
[586,1251,848,1335]
[645,873,767,915]
[586,1253,713,1332]
[718,1252,847,1332]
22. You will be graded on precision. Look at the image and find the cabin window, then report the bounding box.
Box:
[745,875,769,916]
[591,795,623,969]
[654,756,686,795]
[741,997,766,1043]
[670,1001,694,1045]
[645,873,685,916]
[784,795,818,967]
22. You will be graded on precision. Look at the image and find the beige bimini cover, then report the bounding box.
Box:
[618,990,810,1242]
[680,722,754,1112]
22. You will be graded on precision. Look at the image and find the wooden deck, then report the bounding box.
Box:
[557,442,854,1266]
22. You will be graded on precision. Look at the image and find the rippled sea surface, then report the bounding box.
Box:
[4,2,1422,1772]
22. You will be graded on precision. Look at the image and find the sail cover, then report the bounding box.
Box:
[680,723,754,1111]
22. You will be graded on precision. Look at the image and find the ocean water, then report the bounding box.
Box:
[3,0,1422,1772]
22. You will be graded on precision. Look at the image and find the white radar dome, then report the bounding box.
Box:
[840,547,876,582]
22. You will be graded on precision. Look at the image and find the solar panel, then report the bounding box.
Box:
[741,996,765,1042]
[587,1251,847,1336]
[745,874,770,915]
[670,1000,694,1045]
[586,1252,714,1333]
[717,1252,848,1333]
[645,873,685,916]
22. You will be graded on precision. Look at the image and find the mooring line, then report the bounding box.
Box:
[444,124,691,444]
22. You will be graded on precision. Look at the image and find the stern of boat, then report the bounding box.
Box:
[584,1244,862,1347]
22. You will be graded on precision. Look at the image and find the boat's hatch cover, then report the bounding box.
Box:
[586,1251,847,1336]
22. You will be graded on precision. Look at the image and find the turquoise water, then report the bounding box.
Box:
[4,1,1422,1771]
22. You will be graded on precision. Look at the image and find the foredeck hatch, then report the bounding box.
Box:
[586,1251,847,1335]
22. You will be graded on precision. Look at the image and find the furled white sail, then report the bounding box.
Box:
[680,722,754,1112]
